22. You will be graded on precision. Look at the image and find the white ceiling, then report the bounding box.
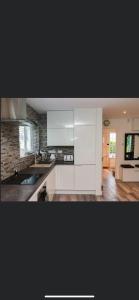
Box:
[26,98,139,118]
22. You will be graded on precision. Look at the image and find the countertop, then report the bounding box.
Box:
[0,160,74,202]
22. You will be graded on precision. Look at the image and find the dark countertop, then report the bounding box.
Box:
[121,164,139,168]
[0,160,74,202]
[55,160,74,165]
[120,164,134,168]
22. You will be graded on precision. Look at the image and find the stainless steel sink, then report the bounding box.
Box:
[1,173,42,185]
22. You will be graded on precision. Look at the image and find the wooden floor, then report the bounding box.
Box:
[53,169,139,202]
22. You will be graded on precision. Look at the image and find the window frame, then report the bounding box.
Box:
[19,125,33,158]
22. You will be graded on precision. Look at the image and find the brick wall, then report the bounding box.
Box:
[1,105,41,180]
[1,105,74,180]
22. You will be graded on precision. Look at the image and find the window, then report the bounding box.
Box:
[126,134,132,153]
[109,132,116,158]
[19,126,33,157]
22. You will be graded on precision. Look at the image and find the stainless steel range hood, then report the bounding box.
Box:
[0,98,38,126]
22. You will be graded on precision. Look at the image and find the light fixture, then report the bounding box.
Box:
[123,110,127,115]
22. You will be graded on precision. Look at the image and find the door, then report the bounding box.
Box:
[103,129,116,169]
[103,129,110,168]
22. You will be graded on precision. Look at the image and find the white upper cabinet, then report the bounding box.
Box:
[47,129,74,146]
[47,111,73,129]
[74,108,96,126]
[74,125,96,164]
[47,111,74,146]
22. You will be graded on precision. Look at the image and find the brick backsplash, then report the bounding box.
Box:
[46,146,74,161]
[1,104,41,180]
[1,104,74,180]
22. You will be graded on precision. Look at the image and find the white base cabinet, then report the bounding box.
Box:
[74,165,96,191]
[56,165,74,190]
[122,168,139,182]
[46,168,56,201]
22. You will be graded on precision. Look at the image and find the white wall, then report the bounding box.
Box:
[103,118,139,179]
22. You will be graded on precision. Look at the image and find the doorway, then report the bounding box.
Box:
[103,129,117,176]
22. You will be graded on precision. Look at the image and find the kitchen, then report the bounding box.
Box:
[0,98,102,201]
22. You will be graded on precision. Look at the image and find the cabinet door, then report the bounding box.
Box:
[47,129,74,146]
[74,125,96,164]
[74,109,96,126]
[28,193,38,202]
[56,165,74,190]
[75,165,96,190]
[47,111,73,129]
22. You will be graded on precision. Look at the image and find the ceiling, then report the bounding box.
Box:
[26,98,139,118]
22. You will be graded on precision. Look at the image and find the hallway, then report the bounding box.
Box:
[99,169,139,201]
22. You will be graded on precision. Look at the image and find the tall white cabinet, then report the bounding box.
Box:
[74,108,102,195]
[74,125,96,165]
[47,108,102,196]
[74,165,96,191]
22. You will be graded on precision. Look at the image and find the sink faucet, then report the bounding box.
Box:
[13,162,19,175]
[35,152,37,164]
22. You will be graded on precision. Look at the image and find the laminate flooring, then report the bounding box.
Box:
[53,169,139,202]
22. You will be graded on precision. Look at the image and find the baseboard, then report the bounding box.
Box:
[55,190,96,195]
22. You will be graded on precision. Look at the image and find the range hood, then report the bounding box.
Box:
[0,98,38,126]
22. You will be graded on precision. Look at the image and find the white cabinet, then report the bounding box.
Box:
[47,111,73,129]
[56,165,74,190]
[28,193,38,202]
[132,118,139,131]
[47,110,74,146]
[75,165,96,190]
[74,125,96,164]
[46,167,56,201]
[74,108,96,126]
[122,168,139,182]
[47,129,74,146]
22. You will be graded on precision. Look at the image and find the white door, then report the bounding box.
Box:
[103,129,110,168]
[47,128,74,146]
[132,118,139,131]
[47,111,73,129]
[56,165,74,190]
[74,109,96,126]
[74,125,96,164]
[75,165,96,190]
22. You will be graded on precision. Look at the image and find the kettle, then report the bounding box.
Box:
[50,154,56,160]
